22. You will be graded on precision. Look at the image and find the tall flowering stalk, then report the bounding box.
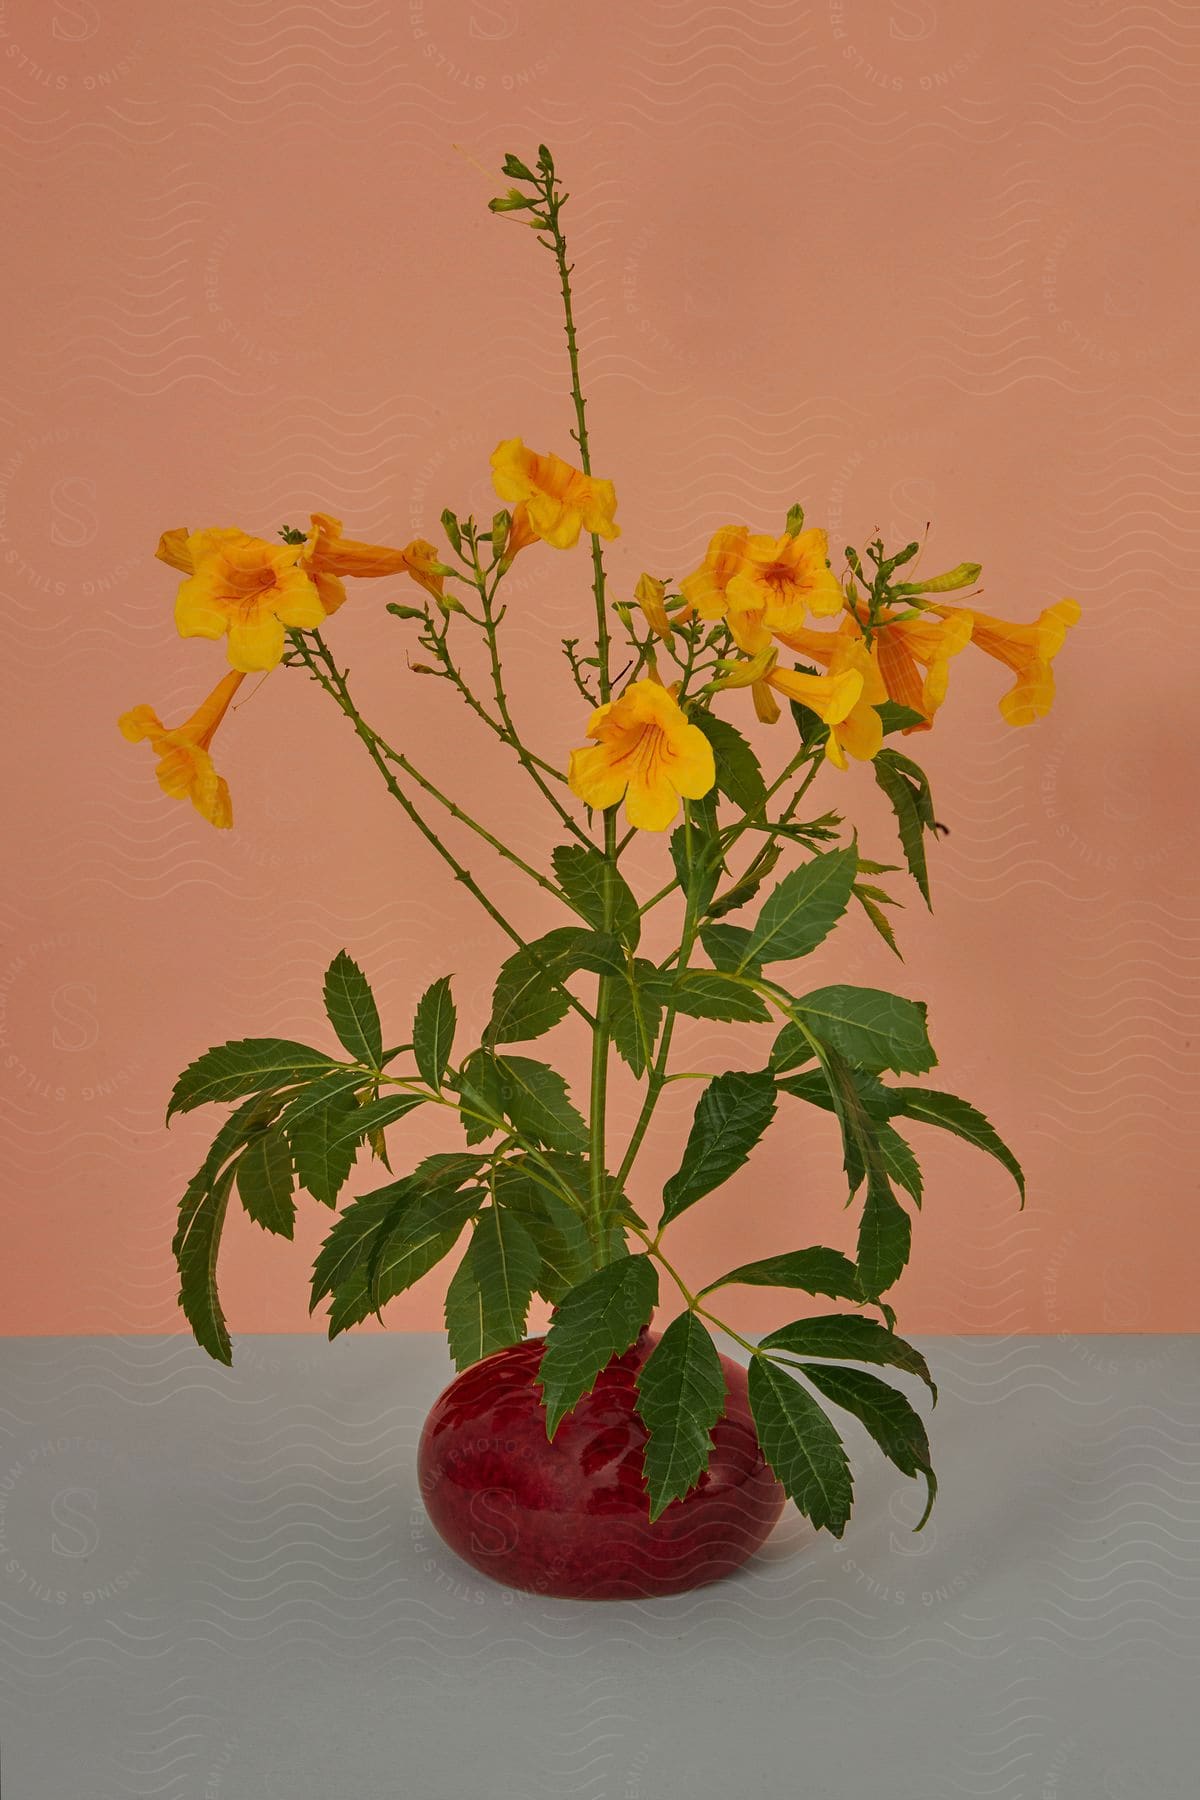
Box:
[126,149,1078,1534]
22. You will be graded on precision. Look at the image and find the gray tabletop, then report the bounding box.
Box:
[0,1333,1196,1798]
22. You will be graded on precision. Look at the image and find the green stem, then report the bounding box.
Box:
[291,632,595,1028]
[544,160,618,1267]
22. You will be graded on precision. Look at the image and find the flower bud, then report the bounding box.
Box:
[710,644,777,691]
[894,561,982,595]
[440,509,463,554]
[634,572,672,641]
[491,510,510,560]
[386,602,426,620]
[502,153,536,182]
[784,502,805,537]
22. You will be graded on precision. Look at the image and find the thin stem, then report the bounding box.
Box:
[291,632,596,1029]
[423,614,570,784]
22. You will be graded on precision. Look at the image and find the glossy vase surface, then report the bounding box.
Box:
[417,1328,786,1600]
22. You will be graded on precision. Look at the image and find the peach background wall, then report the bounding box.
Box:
[2,0,1197,1342]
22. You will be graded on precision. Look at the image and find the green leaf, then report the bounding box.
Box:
[888,1088,1025,1203]
[494,1055,588,1154]
[635,1313,727,1521]
[457,1049,505,1144]
[792,984,936,1076]
[706,842,782,922]
[874,750,932,907]
[608,960,667,1078]
[699,1246,862,1303]
[413,976,456,1088]
[799,1363,936,1529]
[235,1124,296,1237]
[167,1038,340,1119]
[370,1185,479,1309]
[174,1160,238,1366]
[661,1069,777,1224]
[769,1021,817,1074]
[552,843,641,950]
[784,1063,922,1206]
[747,1358,853,1536]
[671,970,770,1023]
[692,712,766,812]
[744,844,858,967]
[444,1207,540,1370]
[285,1084,363,1208]
[700,922,758,973]
[854,886,902,960]
[537,1255,659,1438]
[309,1152,482,1311]
[669,800,724,914]
[487,929,623,1044]
[172,1092,291,1362]
[493,1162,593,1304]
[761,1314,935,1398]
[857,1175,912,1299]
[875,701,927,735]
[323,951,383,1068]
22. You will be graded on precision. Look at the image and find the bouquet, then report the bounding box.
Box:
[122,147,1079,1542]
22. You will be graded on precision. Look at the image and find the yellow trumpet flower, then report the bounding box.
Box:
[567,679,715,832]
[680,524,843,655]
[753,658,871,768]
[926,598,1081,726]
[119,671,245,830]
[171,528,325,672]
[303,513,446,609]
[490,438,620,550]
[780,608,972,734]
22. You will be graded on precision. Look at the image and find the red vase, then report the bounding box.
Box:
[417,1327,786,1600]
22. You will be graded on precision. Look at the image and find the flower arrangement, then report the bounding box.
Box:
[125,147,1078,1543]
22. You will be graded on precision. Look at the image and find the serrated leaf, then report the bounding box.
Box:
[370,1186,479,1308]
[744,844,858,967]
[669,799,724,913]
[537,1255,659,1438]
[413,976,456,1088]
[552,843,641,950]
[875,701,927,734]
[493,1161,594,1303]
[661,1069,777,1224]
[699,1247,863,1303]
[692,712,767,812]
[457,1048,505,1144]
[285,1085,363,1207]
[770,1021,817,1074]
[635,1313,727,1521]
[706,842,783,922]
[874,751,932,907]
[747,1358,853,1536]
[444,1207,540,1370]
[167,1038,340,1119]
[800,1362,936,1529]
[494,1055,588,1153]
[792,984,936,1076]
[174,1161,237,1365]
[326,1269,374,1339]
[854,887,902,959]
[309,1152,482,1309]
[323,951,383,1067]
[700,922,758,973]
[761,1314,935,1398]
[857,1174,912,1299]
[888,1088,1025,1203]
[487,929,622,1044]
[608,959,667,1078]
[235,1124,296,1237]
[172,1092,289,1362]
[671,970,770,1023]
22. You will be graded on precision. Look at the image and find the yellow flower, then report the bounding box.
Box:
[680,525,843,654]
[634,572,673,642]
[303,513,446,609]
[753,656,872,768]
[173,529,325,672]
[490,438,620,550]
[568,679,715,831]
[118,671,244,830]
[780,608,972,734]
[925,598,1081,726]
